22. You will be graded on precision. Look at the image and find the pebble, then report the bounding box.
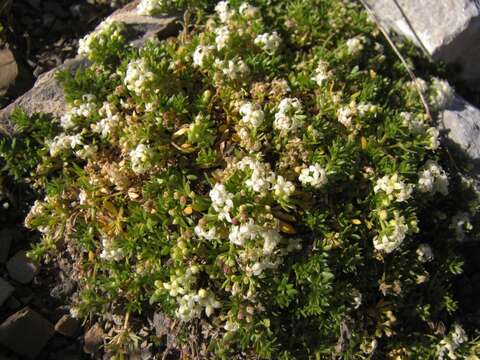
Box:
[83,323,104,355]
[0,307,54,359]
[55,314,81,337]
[6,251,38,284]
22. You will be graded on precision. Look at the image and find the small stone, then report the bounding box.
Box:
[0,278,14,306]
[0,307,54,359]
[0,229,13,263]
[6,251,38,284]
[55,315,80,337]
[83,323,104,355]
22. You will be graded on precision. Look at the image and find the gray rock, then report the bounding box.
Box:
[83,323,104,355]
[0,277,14,306]
[0,1,179,136]
[366,0,480,87]
[439,95,480,173]
[6,251,38,284]
[0,307,54,359]
[0,47,18,97]
[54,314,80,337]
[0,229,13,264]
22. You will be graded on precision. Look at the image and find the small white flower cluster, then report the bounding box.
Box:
[60,94,97,130]
[337,105,354,128]
[374,173,413,203]
[274,98,304,134]
[254,32,281,53]
[49,133,83,157]
[450,212,472,242]
[129,144,153,174]
[311,60,332,86]
[437,324,468,360]
[238,157,276,193]
[214,26,231,50]
[416,243,434,262]
[373,212,409,253]
[209,183,234,222]
[137,0,170,15]
[214,58,250,81]
[78,20,124,59]
[194,222,218,240]
[239,102,265,128]
[91,101,121,138]
[417,160,449,195]
[215,1,234,23]
[345,36,365,55]
[400,112,440,150]
[299,164,328,189]
[100,236,125,261]
[273,175,296,199]
[193,45,214,68]
[430,77,454,110]
[124,58,155,96]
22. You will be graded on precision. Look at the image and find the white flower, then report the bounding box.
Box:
[78,20,123,59]
[130,144,153,174]
[193,45,214,67]
[100,236,125,261]
[418,161,449,195]
[374,173,413,203]
[254,32,281,53]
[215,58,250,80]
[214,26,231,50]
[78,189,88,205]
[239,2,258,17]
[426,127,440,150]
[430,77,454,110]
[229,220,257,246]
[437,324,468,360]
[273,175,295,199]
[299,164,327,189]
[416,244,434,262]
[311,60,331,86]
[194,223,217,240]
[209,183,234,222]
[76,144,98,159]
[215,1,234,22]
[273,98,304,134]
[238,158,275,193]
[261,229,281,255]
[450,212,472,242]
[373,213,409,253]
[400,112,425,134]
[346,36,365,55]
[239,102,264,128]
[137,0,169,15]
[408,78,428,94]
[124,58,155,96]
[337,106,354,128]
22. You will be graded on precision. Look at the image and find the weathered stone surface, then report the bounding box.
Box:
[0,277,14,306]
[439,95,480,173]
[83,323,105,355]
[366,0,480,87]
[0,1,179,136]
[0,228,13,264]
[54,314,81,337]
[0,307,54,359]
[0,47,18,97]
[6,250,38,284]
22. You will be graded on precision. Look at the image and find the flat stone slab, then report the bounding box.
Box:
[366,0,480,87]
[0,307,54,359]
[55,314,81,337]
[6,250,38,284]
[0,277,14,307]
[0,47,18,97]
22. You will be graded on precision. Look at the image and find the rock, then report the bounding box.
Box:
[0,1,179,136]
[0,229,13,264]
[439,95,480,174]
[0,278,14,306]
[6,251,38,284]
[54,314,80,337]
[0,307,54,359]
[366,0,480,87]
[83,323,104,355]
[0,47,19,97]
